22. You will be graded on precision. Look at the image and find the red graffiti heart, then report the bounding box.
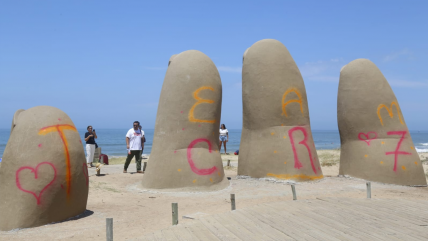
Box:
[15,162,57,205]
[82,163,89,186]
[358,132,378,146]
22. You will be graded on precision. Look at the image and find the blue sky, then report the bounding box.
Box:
[1,1,427,130]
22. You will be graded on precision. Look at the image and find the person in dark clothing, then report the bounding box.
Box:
[84,126,97,168]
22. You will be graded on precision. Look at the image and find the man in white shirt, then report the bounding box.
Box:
[124,121,145,173]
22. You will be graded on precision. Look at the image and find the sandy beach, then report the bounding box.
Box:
[1,150,428,240]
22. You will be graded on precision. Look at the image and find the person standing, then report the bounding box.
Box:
[219,123,229,154]
[84,126,97,168]
[124,121,145,173]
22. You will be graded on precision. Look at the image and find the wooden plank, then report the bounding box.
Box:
[140,198,428,241]
[360,199,428,223]
[345,198,428,222]
[374,198,428,209]
[237,209,299,240]
[339,201,428,241]
[170,225,199,241]
[331,198,428,240]
[352,198,428,219]
[244,206,319,240]
[264,202,362,241]
[398,198,428,206]
[299,199,400,241]
[199,215,242,241]
[232,210,294,240]
[250,205,322,241]
[228,210,276,241]
[213,212,261,240]
[322,198,428,231]
[240,208,306,240]
[315,198,425,241]
[270,202,380,239]
[323,197,428,219]
[234,208,295,240]
[313,199,411,240]
[267,201,352,230]
[259,203,344,241]
[161,228,179,241]
[185,221,220,241]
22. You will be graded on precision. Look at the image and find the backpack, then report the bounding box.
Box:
[99,154,109,165]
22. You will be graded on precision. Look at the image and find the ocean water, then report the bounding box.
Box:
[0,129,427,159]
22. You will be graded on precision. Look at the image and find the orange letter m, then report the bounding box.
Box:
[377,101,404,126]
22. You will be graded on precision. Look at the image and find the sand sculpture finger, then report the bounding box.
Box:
[338,59,426,186]
[238,39,323,181]
[142,50,228,190]
[0,106,89,230]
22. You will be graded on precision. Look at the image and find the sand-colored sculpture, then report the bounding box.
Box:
[238,39,323,181]
[168,54,177,66]
[142,50,228,190]
[338,59,426,186]
[0,106,89,230]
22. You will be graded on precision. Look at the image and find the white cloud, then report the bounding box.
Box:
[217,66,242,73]
[383,48,412,62]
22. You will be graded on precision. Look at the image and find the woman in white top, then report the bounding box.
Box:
[219,124,229,154]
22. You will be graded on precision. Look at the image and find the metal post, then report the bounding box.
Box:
[366,182,371,198]
[291,184,297,200]
[143,162,147,172]
[231,194,236,210]
[106,218,113,241]
[172,203,178,225]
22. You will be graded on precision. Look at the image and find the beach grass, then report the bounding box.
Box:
[223,165,238,171]
[317,150,341,167]
[102,156,126,165]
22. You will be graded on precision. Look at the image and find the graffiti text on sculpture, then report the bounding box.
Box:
[187,138,217,175]
[16,162,57,205]
[288,126,317,174]
[282,87,303,117]
[38,124,77,197]
[377,101,404,126]
[385,131,411,172]
[189,86,216,124]
[358,132,378,146]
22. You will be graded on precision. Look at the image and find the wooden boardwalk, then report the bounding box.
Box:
[141,198,428,240]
